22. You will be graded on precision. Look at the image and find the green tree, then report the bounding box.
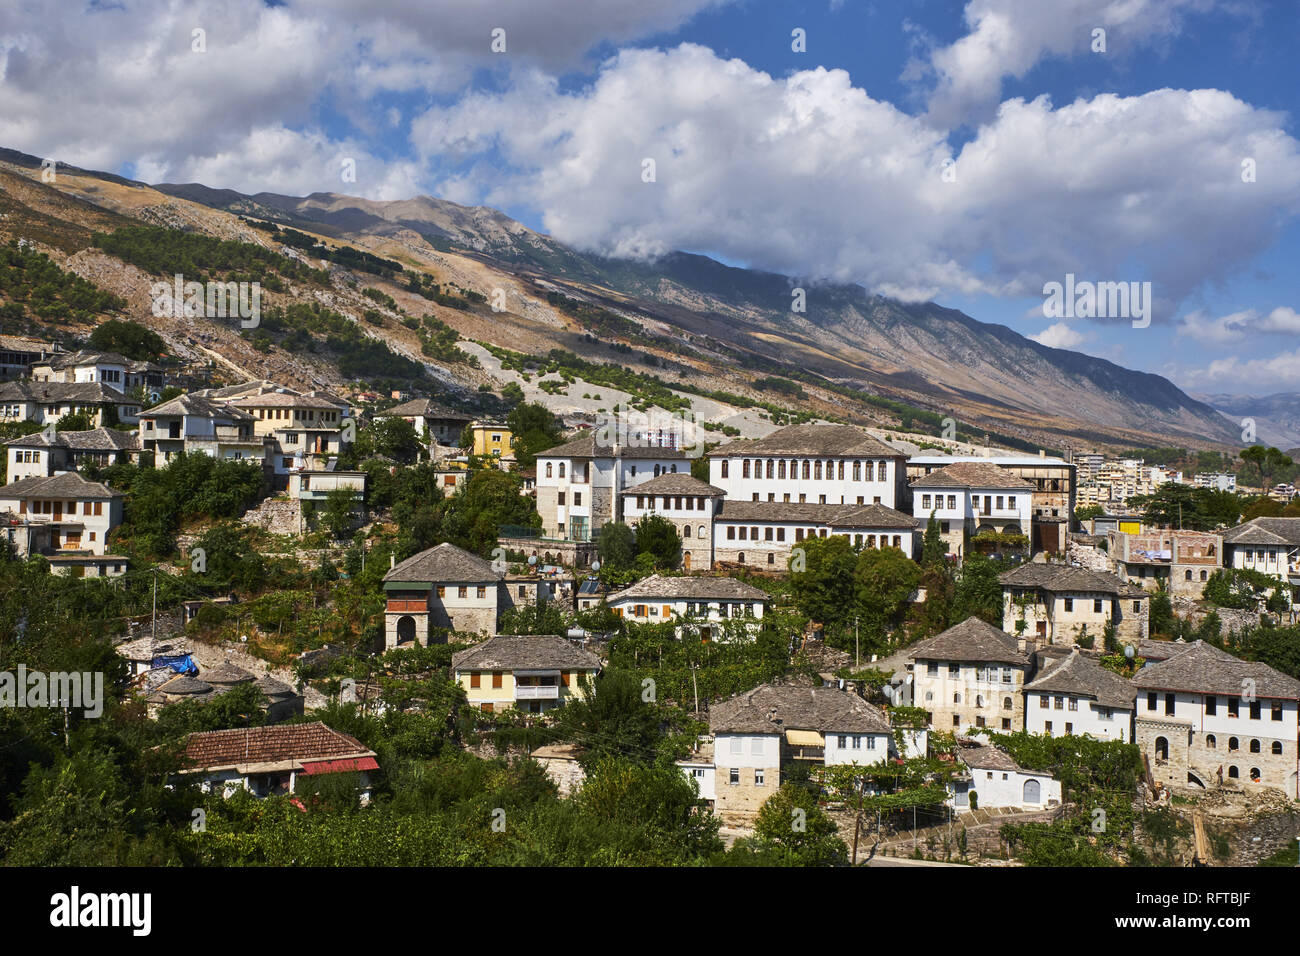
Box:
[594,521,636,573]
[352,417,422,465]
[920,512,945,567]
[791,535,857,631]
[88,319,167,360]
[506,402,564,469]
[553,669,663,770]
[321,487,358,539]
[854,546,921,652]
[633,514,681,570]
[1240,445,1294,494]
[746,783,848,866]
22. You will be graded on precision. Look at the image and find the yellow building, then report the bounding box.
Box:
[451,634,601,715]
[467,421,515,463]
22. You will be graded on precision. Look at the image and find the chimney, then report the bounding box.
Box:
[390,554,395,569]
[1039,449,1045,458]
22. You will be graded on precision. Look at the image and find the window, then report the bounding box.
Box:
[952,715,961,727]
[949,663,960,678]
[574,492,582,506]
[1068,697,1078,712]
[458,586,468,599]
[1093,598,1103,613]
[1272,741,1283,755]
[1272,701,1284,721]
[729,768,739,786]
[1040,694,1049,707]
[838,735,847,748]
[1205,696,1217,715]
[558,463,565,477]
[558,492,566,506]
[927,663,939,676]
[922,494,932,509]
[1228,737,1239,751]
[947,495,956,509]
[1250,739,1261,753]
[742,459,751,479]
[751,738,765,756]
[1165,693,1176,716]
[1003,697,1012,710]
[470,671,480,688]
[1064,598,1074,612]
[730,738,742,754]
[721,462,729,479]
[437,586,446,598]
[1227,766,1239,778]
[546,463,553,477]
[1228,698,1239,718]
[1045,721,1052,733]
[492,672,502,688]
[1054,696,1063,710]
[754,770,765,786]
[476,586,486,598]
[1250,700,1261,720]
[1206,734,1216,748]
[877,461,887,481]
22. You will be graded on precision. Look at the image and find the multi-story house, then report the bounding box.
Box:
[0,335,61,381]
[375,399,472,456]
[29,348,164,393]
[1022,649,1136,741]
[909,461,1035,561]
[707,423,907,509]
[535,432,688,542]
[708,683,893,822]
[4,427,141,483]
[1194,472,1237,493]
[1000,563,1149,647]
[1109,528,1223,599]
[712,501,917,569]
[466,421,516,464]
[229,391,350,480]
[452,634,601,715]
[137,394,265,465]
[908,617,1030,733]
[906,452,1076,552]
[1133,641,1300,798]
[0,472,126,573]
[605,574,769,640]
[0,380,141,426]
[1222,517,1300,606]
[618,473,724,571]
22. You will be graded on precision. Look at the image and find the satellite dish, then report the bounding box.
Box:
[527,555,537,566]
[591,561,601,572]
[1124,644,1135,660]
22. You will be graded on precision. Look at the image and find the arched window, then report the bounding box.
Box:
[1272,741,1283,755]
[1185,569,1192,580]
[1229,737,1239,751]
[545,462,553,478]
[737,552,745,563]
[1250,767,1261,782]
[1227,766,1239,778]
[558,462,565,478]
[682,525,691,539]
[953,693,961,704]
[698,524,706,539]
[1250,739,1260,753]
[1003,697,1013,710]
[766,553,775,565]
[1206,734,1216,748]
[1155,737,1169,759]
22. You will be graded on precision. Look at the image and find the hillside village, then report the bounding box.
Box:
[2,319,1299,867]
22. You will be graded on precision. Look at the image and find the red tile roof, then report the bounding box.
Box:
[180,722,374,770]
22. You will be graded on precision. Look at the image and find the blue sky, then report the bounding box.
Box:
[3,0,1299,396]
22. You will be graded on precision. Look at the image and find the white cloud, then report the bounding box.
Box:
[917,0,1226,127]
[412,45,1300,306]
[1203,349,1300,389]
[1029,321,1085,349]
[1181,306,1300,343]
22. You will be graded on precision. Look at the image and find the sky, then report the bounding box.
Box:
[2,0,1299,397]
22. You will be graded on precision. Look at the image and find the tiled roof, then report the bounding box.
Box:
[201,662,254,685]
[0,472,121,499]
[4,427,141,452]
[451,635,602,671]
[716,500,917,527]
[707,424,901,459]
[1024,650,1136,709]
[180,722,374,770]
[908,617,1028,666]
[158,675,213,696]
[230,391,341,410]
[383,542,501,585]
[709,684,892,735]
[909,461,1034,490]
[140,394,252,421]
[0,380,134,404]
[999,562,1147,597]
[537,432,689,461]
[621,473,725,497]
[1131,640,1300,700]
[1222,517,1300,547]
[957,740,1025,773]
[379,398,473,421]
[608,573,770,602]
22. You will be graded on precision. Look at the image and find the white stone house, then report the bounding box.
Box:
[712,500,918,569]
[1000,563,1149,648]
[4,427,141,483]
[909,461,1036,561]
[137,394,265,465]
[618,472,724,572]
[1222,517,1300,606]
[0,380,141,426]
[605,573,769,640]
[908,617,1030,733]
[0,472,124,559]
[382,542,507,646]
[1023,649,1136,742]
[948,739,1062,813]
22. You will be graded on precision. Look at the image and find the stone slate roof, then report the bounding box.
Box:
[909,461,1034,490]
[537,432,688,461]
[621,473,725,497]
[255,675,297,699]
[0,380,134,405]
[115,635,190,660]
[716,500,917,527]
[384,542,501,585]
[157,675,213,696]
[140,394,252,421]
[707,424,901,459]
[378,398,472,421]
[999,562,1147,597]
[230,391,341,410]
[1024,650,1136,709]
[0,472,121,499]
[5,427,141,452]
[36,348,160,372]
[1131,640,1300,700]
[181,722,373,770]
[451,635,602,672]
[908,617,1028,666]
[608,573,770,602]
[709,683,892,735]
[957,740,1026,773]
[201,662,254,685]
[1222,517,1300,547]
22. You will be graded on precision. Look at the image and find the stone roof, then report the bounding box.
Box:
[201,662,254,685]
[999,562,1147,597]
[0,380,134,405]
[1222,517,1300,547]
[157,675,213,696]
[5,427,141,452]
[0,334,56,352]
[1135,638,1187,663]
[956,739,1025,773]
[378,398,473,421]
[707,424,901,459]
[140,394,252,421]
[384,542,501,585]
[115,635,190,660]
[1131,640,1300,700]
[1024,650,1136,709]
[0,472,121,499]
[908,617,1028,666]
[36,348,159,372]
[608,573,770,603]
[255,674,297,698]
[709,683,892,735]
[180,722,373,770]
[451,635,602,671]
[621,473,725,497]
[909,461,1035,490]
[229,391,341,410]
[537,432,688,461]
[716,500,917,527]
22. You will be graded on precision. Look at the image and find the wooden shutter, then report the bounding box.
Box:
[470,671,481,688]
[492,671,502,689]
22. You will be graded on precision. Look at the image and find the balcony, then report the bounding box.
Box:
[515,685,560,701]
[386,599,427,613]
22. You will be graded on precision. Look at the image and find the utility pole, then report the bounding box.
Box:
[854,617,859,670]
[151,566,159,649]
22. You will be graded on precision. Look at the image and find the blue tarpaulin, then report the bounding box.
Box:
[153,654,197,675]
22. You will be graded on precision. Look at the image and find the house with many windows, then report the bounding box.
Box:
[1222,517,1300,607]
[4,427,141,483]
[29,348,164,393]
[0,472,127,575]
[1109,528,1223,600]
[0,380,142,427]
[137,394,265,465]
[909,461,1035,562]
[1000,563,1150,647]
[605,574,769,640]
[1023,649,1136,741]
[712,500,917,569]
[707,683,893,823]
[1132,641,1300,798]
[229,390,351,480]
[618,473,724,571]
[375,399,472,457]
[452,635,601,715]
[909,617,1030,733]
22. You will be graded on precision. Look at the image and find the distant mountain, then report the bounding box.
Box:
[1194,392,1300,449]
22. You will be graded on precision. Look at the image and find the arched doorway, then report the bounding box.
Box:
[683,551,691,571]
[1023,778,1041,804]
[396,615,416,645]
[1154,736,1169,760]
